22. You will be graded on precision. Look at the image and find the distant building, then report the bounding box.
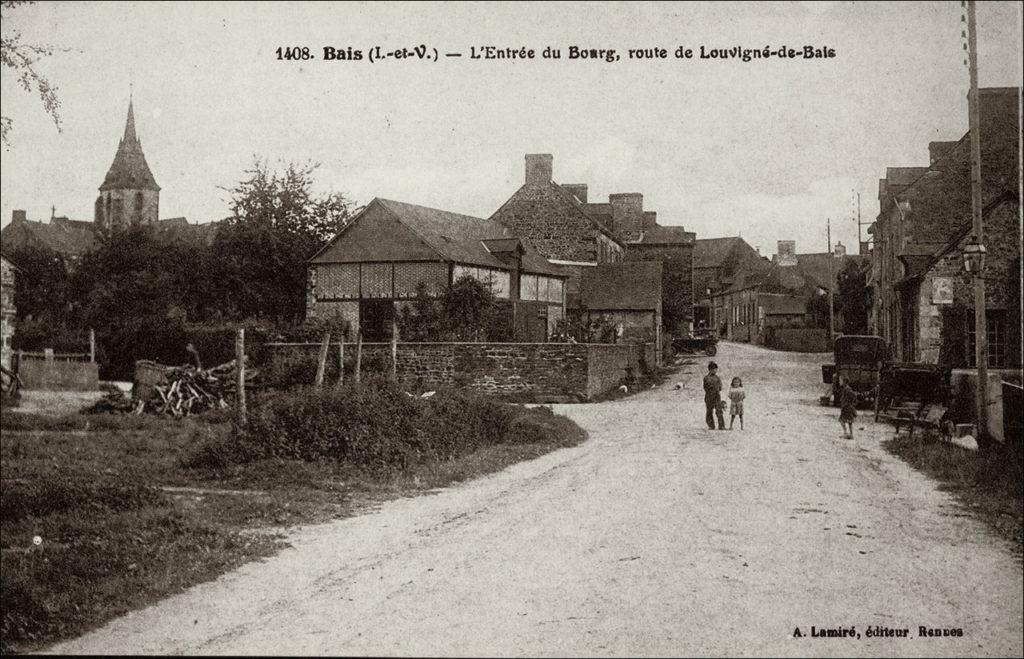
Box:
[1,97,220,262]
[1,253,19,372]
[307,197,567,342]
[693,236,766,328]
[490,153,695,333]
[94,98,161,230]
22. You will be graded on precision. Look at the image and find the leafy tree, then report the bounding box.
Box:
[9,243,69,322]
[211,159,354,322]
[1,0,63,146]
[398,276,511,342]
[836,258,870,335]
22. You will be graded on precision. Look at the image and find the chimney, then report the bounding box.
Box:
[609,193,643,239]
[642,211,657,230]
[776,240,797,266]
[834,241,846,257]
[525,153,553,186]
[12,210,26,224]
[563,184,588,203]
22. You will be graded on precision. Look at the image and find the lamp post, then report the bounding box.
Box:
[965,0,989,447]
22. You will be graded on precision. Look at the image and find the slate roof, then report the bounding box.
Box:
[580,261,662,311]
[758,293,807,315]
[0,217,98,257]
[100,100,160,192]
[313,198,565,277]
[693,237,744,269]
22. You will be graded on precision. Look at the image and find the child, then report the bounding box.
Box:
[728,377,745,429]
[838,375,857,439]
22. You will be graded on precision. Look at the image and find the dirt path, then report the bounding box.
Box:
[48,343,1023,656]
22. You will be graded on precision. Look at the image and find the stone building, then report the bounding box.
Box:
[307,197,567,342]
[868,86,1021,365]
[94,99,161,230]
[490,153,695,334]
[489,154,625,306]
[579,261,663,363]
[893,192,1020,368]
[692,236,765,329]
[0,210,97,263]
[1,253,19,372]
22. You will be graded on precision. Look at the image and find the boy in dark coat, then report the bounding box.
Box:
[838,375,857,439]
[703,362,726,430]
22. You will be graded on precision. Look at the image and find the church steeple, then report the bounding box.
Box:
[95,95,160,230]
[99,98,159,193]
[123,97,138,143]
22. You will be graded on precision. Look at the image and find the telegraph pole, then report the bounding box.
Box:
[966,0,989,446]
[827,217,835,342]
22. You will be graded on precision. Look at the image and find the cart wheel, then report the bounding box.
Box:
[704,345,717,356]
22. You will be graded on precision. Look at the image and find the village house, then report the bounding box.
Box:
[692,236,765,330]
[710,240,867,350]
[307,197,568,342]
[1,253,20,372]
[868,86,1020,366]
[579,261,663,362]
[489,153,695,336]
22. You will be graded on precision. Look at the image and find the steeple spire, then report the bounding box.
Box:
[123,95,138,143]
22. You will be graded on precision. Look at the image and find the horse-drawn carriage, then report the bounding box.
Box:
[821,335,888,407]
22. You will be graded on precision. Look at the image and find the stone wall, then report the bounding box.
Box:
[763,328,829,353]
[18,358,100,391]
[269,341,650,401]
[1,256,15,372]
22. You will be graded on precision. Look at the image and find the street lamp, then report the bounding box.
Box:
[962,237,986,274]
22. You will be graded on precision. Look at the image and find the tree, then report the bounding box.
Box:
[211,159,354,321]
[1,0,63,146]
[398,276,511,342]
[836,259,870,335]
[9,243,70,322]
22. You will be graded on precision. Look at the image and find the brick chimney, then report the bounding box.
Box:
[642,211,657,230]
[525,154,553,186]
[563,184,588,203]
[11,210,26,224]
[776,240,797,266]
[834,241,846,257]
[609,193,643,240]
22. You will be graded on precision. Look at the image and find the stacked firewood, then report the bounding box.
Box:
[134,359,257,417]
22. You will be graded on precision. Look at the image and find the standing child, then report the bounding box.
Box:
[728,377,745,429]
[838,375,857,439]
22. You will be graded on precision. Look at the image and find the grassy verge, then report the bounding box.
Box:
[883,437,1023,555]
[1,390,585,653]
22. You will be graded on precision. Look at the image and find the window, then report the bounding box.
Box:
[966,310,1007,368]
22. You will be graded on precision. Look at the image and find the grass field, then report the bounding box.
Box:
[1,402,586,653]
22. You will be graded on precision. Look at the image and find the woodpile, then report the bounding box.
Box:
[133,359,256,417]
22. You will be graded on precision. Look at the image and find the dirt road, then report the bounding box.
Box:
[49,342,1023,656]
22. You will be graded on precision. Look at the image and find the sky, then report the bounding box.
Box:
[1,1,1021,257]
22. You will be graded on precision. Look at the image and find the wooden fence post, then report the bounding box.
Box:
[88,328,96,363]
[235,328,247,426]
[336,336,345,387]
[390,317,398,380]
[355,332,363,384]
[314,331,331,389]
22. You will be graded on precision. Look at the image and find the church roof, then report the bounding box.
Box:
[99,100,160,192]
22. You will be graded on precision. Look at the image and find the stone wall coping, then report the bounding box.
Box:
[266,341,647,348]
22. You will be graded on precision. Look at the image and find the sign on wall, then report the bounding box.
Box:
[931,277,953,305]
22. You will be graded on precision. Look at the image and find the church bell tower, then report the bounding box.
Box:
[94,97,160,230]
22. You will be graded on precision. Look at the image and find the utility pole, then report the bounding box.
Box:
[827,217,835,342]
[966,0,989,446]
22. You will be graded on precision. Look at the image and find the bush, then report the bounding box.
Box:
[186,381,571,477]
